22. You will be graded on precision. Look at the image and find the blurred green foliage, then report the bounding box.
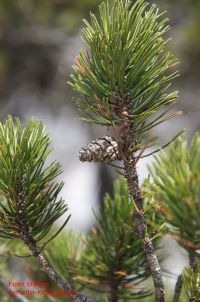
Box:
[153,0,200,80]
[182,265,200,301]
[47,229,83,287]
[0,0,199,301]
[79,178,152,301]
[0,0,102,31]
[149,133,200,256]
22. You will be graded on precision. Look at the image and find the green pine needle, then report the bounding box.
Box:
[69,0,179,133]
[0,116,70,244]
[149,133,200,253]
[79,178,153,300]
[182,265,200,301]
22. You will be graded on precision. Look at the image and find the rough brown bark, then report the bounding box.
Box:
[118,101,165,302]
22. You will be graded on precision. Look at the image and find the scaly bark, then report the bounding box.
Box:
[117,100,165,302]
[17,220,96,302]
[15,180,96,302]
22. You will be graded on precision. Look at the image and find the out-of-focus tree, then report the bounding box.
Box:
[0,0,102,115]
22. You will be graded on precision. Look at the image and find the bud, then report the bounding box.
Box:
[79,136,120,163]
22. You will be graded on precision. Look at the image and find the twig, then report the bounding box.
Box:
[0,277,29,302]
[172,274,183,302]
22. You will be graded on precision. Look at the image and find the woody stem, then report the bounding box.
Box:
[119,101,165,302]
[15,180,96,302]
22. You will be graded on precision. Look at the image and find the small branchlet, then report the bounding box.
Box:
[0,116,69,244]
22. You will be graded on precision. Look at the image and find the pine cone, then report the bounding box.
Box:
[79,136,120,163]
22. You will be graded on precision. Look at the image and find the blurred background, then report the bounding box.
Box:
[0,0,199,298]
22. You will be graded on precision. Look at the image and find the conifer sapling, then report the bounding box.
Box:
[69,0,182,301]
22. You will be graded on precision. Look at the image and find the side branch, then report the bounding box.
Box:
[23,236,96,302]
[172,274,183,302]
[15,182,96,302]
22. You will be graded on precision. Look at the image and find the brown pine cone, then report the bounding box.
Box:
[79,136,121,163]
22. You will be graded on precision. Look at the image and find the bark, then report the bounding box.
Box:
[15,180,96,302]
[172,274,183,302]
[20,231,96,302]
[118,101,165,302]
[124,161,165,302]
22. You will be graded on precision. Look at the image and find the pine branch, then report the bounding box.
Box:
[0,277,29,302]
[13,149,96,302]
[182,266,200,302]
[69,0,182,301]
[172,274,183,302]
[23,236,95,302]
[149,133,200,255]
[0,116,96,302]
[149,133,200,301]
